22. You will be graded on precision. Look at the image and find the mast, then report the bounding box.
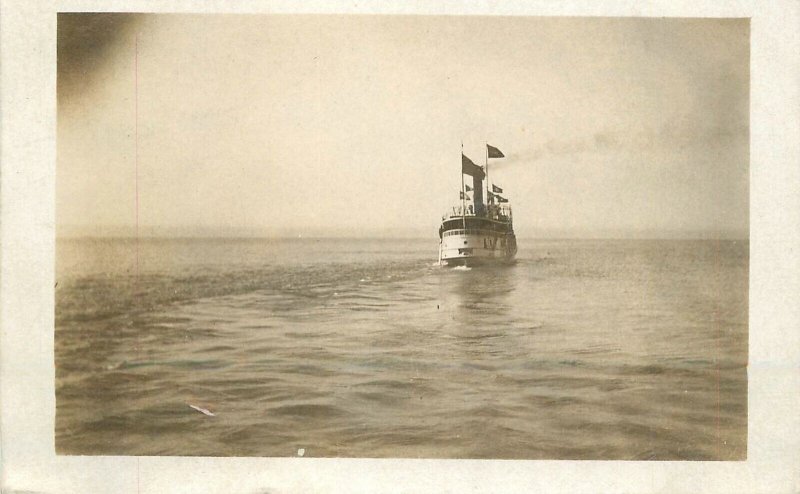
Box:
[461,141,466,229]
[485,141,489,217]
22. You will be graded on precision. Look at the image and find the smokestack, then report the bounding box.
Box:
[473,175,484,215]
[461,153,486,215]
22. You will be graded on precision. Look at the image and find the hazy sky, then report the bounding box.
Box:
[57,14,749,238]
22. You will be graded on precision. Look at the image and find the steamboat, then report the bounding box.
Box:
[438,144,517,266]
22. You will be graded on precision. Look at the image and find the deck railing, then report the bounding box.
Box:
[442,204,513,221]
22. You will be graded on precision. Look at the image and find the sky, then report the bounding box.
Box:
[57,14,749,238]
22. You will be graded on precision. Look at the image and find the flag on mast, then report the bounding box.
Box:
[462,153,485,179]
[487,144,504,159]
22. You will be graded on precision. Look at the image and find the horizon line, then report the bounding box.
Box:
[56,234,750,241]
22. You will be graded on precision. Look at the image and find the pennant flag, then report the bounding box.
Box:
[496,196,508,203]
[460,191,471,200]
[487,144,505,158]
[492,184,503,193]
[464,184,473,192]
[462,154,485,179]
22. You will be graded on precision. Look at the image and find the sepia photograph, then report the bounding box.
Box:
[55,13,749,460]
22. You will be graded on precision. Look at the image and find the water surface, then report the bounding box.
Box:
[55,238,748,459]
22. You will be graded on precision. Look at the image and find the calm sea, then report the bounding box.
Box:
[55,237,748,459]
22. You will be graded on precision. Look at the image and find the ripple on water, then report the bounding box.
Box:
[55,238,748,459]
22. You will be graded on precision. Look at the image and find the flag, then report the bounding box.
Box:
[460,191,471,200]
[496,196,508,203]
[487,144,504,158]
[464,184,473,192]
[492,184,503,193]
[462,154,485,179]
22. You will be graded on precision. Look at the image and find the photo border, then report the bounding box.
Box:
[2,1,799,493]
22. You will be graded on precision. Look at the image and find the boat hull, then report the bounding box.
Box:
[438,230,517,267]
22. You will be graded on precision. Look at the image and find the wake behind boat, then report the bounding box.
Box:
[438,144,517,267]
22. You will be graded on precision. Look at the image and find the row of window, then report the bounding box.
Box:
[444,229,511,248]
[443,229,500,237]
